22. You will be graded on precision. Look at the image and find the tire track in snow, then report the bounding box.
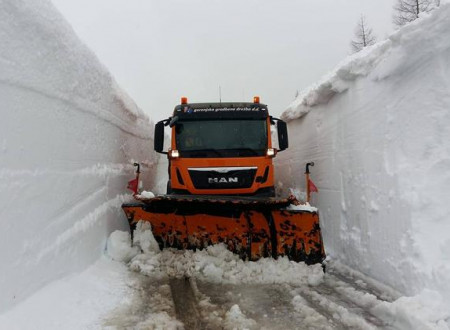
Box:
[293,286,377,330]
[291,269,401,330]
[326,271,396,303]
[313,281,390,328]
[169,277,206,330]
[193,281,333,330]
[103,273,182,329]
[325,261,401,303]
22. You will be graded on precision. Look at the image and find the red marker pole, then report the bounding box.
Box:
[127,163,140,195]
[134,163,140,194]
[305,162,314,203]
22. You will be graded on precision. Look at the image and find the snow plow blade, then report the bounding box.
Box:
[122,195,325,264]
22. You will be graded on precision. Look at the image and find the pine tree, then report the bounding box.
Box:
[393,0,439,27]
[350,16,376,53]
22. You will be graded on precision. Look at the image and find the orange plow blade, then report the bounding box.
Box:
[122,195,325,264]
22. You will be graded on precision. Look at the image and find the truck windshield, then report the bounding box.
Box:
[175,119,268,158]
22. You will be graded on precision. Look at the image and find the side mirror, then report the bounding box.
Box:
[277,120,288,151]
[169,116,179,127]
[154,120,166,154]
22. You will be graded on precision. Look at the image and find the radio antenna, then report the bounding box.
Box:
[219,85,222,103]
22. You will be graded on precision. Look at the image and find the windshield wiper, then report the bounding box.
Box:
[234,148,260,156]
[187,149,224,157]
[181,148,263,158]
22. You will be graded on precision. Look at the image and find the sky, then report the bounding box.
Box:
[51,0,395,121]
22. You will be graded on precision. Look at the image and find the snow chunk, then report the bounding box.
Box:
[289,187,307,202]
[125,311,183,330]
[106,231,139,263]
[307,264,325,286]
[137,190,155,199]
[202,263,225,281]
[128,222,165,279]
[132,221,160,254]
[129,253,164,280]
[286,202,318,213]
[223,304,257,330]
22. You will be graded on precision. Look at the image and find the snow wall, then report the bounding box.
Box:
[0,0,157,312]
[277,4,450,303]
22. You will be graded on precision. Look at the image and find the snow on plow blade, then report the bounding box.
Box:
[122,195,325,264]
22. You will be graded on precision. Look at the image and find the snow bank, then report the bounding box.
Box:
[106,231,139,263]
[0,0,157,312]
[0,256,182,330]
[277,3,450,309]
[0,258,137,330]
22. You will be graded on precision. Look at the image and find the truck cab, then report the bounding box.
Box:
[154,97,288,197]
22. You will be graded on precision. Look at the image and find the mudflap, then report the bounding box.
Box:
[122,195,325,264]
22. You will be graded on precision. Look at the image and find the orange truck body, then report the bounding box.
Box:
[169,117,275,195]
[122,98,325,264]
[161,100,281,197]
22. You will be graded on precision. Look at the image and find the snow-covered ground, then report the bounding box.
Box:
[0,0,158,313]
[277,1,450,322]
[0,257,138,329]
[123,223,450,329]
[4,225,446,329]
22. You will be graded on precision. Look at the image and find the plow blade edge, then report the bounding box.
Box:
[122,195,325,264]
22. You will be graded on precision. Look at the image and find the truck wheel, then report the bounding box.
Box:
[166,180,173,195]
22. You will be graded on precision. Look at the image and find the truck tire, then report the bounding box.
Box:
[166,180,173,195]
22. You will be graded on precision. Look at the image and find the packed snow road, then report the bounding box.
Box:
[103,260,399,330]
[104,224,435,330]
[172,271,397,330]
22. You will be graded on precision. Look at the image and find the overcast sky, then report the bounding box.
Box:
[51,0,395,121]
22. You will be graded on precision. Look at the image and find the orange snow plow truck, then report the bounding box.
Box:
[122,97,325,264]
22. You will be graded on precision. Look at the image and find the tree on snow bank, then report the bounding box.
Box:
[393,0,440,27]
[350,15,376,53]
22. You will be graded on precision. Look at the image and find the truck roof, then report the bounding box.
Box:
[172,102,269,120]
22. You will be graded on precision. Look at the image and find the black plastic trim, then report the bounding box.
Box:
[176,168,184,185]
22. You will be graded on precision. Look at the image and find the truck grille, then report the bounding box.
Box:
[188,167,257,190]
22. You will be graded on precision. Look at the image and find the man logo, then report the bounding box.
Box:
[208,177,238,184]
